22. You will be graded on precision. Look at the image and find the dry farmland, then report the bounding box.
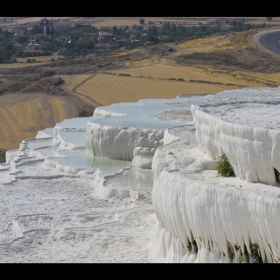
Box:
[61,59,280,110]
[0,17,75,27]
[0,56,65,69]
[69,66,240,107]
[16,56,65,63]
[0,93,78,151]
[2,26,280,161]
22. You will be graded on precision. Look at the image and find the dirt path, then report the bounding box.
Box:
[70,72,103,112]
[72,73,98,94]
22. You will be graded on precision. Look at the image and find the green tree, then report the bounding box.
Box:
[113,25,118,34]
[134,32,141,40]
[88,41,94,49]
[46,26,50,35]
[147,25,158,36]
[139,18,145,25]
[4,30,10,38]
[217,154,235,177]
[17,35,27,45]
[32,24,44,34]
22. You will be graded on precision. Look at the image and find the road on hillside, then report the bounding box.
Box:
[258,30,280,55]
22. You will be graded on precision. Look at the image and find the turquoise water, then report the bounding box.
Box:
[49,149,131,176]
[27,139,53,150]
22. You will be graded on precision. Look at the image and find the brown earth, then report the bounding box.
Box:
[172,29,280,74]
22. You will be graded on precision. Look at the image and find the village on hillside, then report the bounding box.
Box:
[0,17,275,64]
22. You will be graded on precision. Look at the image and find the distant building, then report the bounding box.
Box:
[129,28,139,34]
[55,36,69,42]
[12,33,26,43]
[115,39,127,47]
[40,18,53,26]
[33,43,43,50]
[13,42,24,48]
[40,18,54,36]
[95,43,116,50]
[57,48,71,55]
[98,32,114,41]
[34,33,44,39]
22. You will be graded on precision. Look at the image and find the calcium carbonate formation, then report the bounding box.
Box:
[152,88,280,263]
[1,87,280,263]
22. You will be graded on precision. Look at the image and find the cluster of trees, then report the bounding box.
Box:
[229,19,268,32]
[0,18,276,63]
[0,28,19,63]
[143,22,223,44]
[30,24,55,36]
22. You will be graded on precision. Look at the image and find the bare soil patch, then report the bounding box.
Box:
[174,30,280,74]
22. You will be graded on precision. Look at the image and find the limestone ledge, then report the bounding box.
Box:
[86,122,163,161]
[152,125,280,263]
[191,104,280,184]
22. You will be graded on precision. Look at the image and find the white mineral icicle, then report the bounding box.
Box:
[152,169,280,263]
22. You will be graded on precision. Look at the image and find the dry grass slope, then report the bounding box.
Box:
[69,61,280,108]
[0,93,78,150]
[75,72,226,106]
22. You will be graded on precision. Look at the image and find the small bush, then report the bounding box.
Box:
[237,255,244,263]
[236,243,265,263]
[217,154,235,177]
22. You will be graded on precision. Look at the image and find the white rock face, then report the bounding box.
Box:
[191,104,280,184]
[152,125,280,263]
[153,170,280,263]
[86,122,163,161]
[93,107,127,118]
[3,86,280,263]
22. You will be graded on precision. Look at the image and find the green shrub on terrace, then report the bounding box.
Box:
[236,243,265,263]
[216,154,235,177]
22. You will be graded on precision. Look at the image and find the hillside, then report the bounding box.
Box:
[1,27,280,162]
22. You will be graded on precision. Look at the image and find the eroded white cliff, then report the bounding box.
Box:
[2,87,280,263]
[152,125,280,263]
[191,104,280,184]
[86,122,163,161]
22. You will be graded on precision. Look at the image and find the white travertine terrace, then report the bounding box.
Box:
[191,96,280,184]
[151,88,280,263]
[152,125,280,263]
[2,87,280,262]
[86,122,163,161]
